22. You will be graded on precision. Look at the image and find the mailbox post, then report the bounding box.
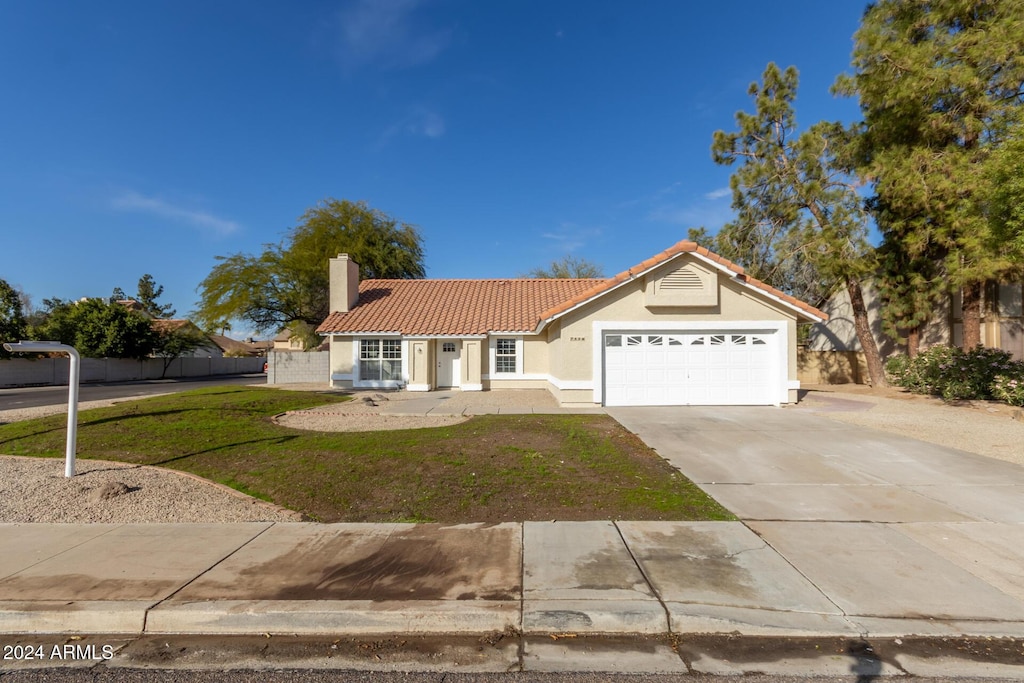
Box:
[3,341,81,477]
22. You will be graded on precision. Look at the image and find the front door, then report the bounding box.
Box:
[437,340,461,388]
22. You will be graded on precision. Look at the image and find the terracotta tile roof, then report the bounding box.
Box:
[318,279,604,335]
[210,335,273,356]
[538,240,827,322]
[151,319,197,334]
[318,240,827,336]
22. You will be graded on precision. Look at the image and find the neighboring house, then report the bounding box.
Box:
[273,329,309,351]
[316,243,827,407]
[115,299,148,315]
[807,280,1024,361]
[150,319,222,358]
[210,335,273,357]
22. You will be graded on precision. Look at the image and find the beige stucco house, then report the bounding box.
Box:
[317,241,827,407]
[807,280,1024,361]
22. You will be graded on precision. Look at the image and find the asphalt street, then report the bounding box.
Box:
[0,375,266,411]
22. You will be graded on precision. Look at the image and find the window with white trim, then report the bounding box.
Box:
[359,339,402,381]
[495,338,517,373]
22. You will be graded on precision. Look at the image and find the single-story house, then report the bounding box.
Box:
[316,241,827,407]
[273,329,307,351]
[150,319,223,358]
[807,280,1024,361]
[209,334,273,357]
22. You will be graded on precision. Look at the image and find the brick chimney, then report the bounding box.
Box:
[329,254,360,313]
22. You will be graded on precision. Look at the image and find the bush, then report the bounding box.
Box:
[993,373,1024,407]
[886,345,1024,403]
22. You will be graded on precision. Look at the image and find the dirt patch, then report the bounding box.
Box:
[676,634,1024,670]
[249,414,729,524]
[111,632,520,671]
[174,524,522,602]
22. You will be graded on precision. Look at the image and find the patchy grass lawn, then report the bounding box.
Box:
[0,386,733,523]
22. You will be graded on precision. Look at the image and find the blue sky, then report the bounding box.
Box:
[1,1,867,336]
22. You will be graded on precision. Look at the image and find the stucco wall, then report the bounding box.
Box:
[462,339,483,387]
[523,336,548,375]
[807,281,950,356]
[798,349,868,385]
[408,340,431,387]
[328,337,354,382]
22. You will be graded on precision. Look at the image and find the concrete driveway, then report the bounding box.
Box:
[608,406,1024,630]
[608,405,1024,523]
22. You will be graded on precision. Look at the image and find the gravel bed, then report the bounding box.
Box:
[797,386,1024,466]
[275,411,466,432]
[0,456,301,523]
[272,390,468,432]
[0,397,308,523]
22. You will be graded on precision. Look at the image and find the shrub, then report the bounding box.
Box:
[886,345,1024,402]
[992,372,1024,407]
[884,354,911,385]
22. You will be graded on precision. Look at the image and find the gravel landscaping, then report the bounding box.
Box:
[0,455,301,523]
[272,390,467,432]
[796,384,1024,466]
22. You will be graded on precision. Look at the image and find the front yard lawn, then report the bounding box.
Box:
[0,386,733,523]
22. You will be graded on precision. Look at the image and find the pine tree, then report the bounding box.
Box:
[835,0,1024,349]
[136,274,176,319]
[712,63,888,386]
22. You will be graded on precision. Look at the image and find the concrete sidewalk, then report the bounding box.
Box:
[2,520,1023,641]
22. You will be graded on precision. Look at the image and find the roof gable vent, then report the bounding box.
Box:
[659,265,704,291]
[646,259,718,307]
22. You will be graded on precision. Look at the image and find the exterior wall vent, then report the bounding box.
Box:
[659,266,704,291]
[645,259,718,308]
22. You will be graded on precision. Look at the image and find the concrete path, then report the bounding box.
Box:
[2,518,1023,641]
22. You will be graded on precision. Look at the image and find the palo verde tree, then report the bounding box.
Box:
[834,0,1024,350]
[526,255,605,278]
[0,278,27,358]
[712,62,888,387]
[196,199,424,346]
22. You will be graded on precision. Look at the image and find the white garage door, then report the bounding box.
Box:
[603,331,776,406]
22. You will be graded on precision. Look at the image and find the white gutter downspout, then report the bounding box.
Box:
[3,341,81,477]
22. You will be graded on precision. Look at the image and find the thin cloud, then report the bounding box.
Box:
[541,223,602,253]
[335,0,452,71]
[378,106,446,146]
[111,192,239,237]
[648,202,734,229]
[616,181,682,209]
[705,187,731,200]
